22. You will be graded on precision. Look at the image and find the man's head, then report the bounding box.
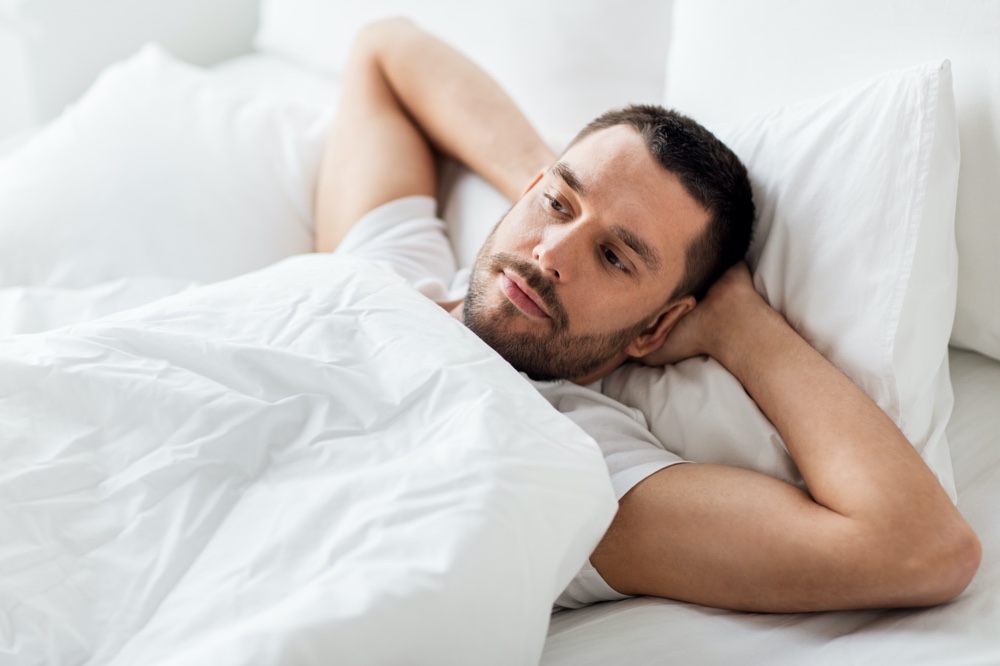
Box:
[463,104,754,383]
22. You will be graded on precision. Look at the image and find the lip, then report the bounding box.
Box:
[500,271,551,320]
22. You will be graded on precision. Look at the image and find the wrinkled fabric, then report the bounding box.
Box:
[0,254,616,666]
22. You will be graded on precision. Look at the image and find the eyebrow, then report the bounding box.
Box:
[550,162,588,197]
[550,161,662,273]
[612,224,662,273]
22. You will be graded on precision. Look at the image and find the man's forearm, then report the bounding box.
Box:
[706,283,980,596]
[712,299,943,518]
[367,19,555,202]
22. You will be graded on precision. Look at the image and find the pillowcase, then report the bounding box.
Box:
[254,0,673,145]
[437,158,517,270]
[662,0,1000,363]
[0,44,330,290]
[604,61,961,500]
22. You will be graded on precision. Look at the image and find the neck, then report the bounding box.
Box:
[567,351,630,386]
[436,299,465,322]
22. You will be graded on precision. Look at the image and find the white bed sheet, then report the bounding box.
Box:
[543,347,1000,665]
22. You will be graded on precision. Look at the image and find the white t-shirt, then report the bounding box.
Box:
[336,195,686,608]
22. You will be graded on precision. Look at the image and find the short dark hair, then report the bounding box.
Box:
[567,104,754,301]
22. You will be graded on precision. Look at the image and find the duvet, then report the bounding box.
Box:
[0,254,616,665]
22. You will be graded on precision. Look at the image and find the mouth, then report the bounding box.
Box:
[500,270,551,320]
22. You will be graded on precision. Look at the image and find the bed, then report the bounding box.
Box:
[1,1,998,664]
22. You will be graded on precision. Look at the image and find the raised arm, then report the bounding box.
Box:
[314,18,555,252]
[592,263,981,612]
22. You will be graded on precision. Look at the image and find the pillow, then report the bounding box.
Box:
[254,0,673,145]
[0,44,330,290]
[437,158,518,270]
[604,62,961,500]
[662,0,1000,362]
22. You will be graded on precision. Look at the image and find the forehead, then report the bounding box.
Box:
[557,125,709,281]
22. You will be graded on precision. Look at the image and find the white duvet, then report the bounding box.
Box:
[0,254,616,665]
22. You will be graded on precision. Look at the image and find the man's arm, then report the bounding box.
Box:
[592,263,981,612]
[314,18,555,252]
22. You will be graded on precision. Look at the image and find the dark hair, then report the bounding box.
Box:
[567,104,755,301]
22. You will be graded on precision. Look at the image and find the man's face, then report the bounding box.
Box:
[463,125,710,382]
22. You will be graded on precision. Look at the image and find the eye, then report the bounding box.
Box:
[603,246,629,273]
[543,193,567,215]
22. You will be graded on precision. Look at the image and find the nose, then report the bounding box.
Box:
[532,223,586,282]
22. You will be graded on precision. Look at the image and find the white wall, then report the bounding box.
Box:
[0,0,260,144]
[0,19,33,145]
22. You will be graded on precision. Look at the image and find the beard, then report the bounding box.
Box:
[463,227,651,382]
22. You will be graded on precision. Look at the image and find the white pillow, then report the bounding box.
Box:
[663,0,1000,363]
[437,158,516,270]
[254,0,673,145]
[0,44,330,289]
[604,62,961,500]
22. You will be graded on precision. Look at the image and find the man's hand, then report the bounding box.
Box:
[639,261,764,367]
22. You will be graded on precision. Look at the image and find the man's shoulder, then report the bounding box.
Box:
[528,376,646,426]
[335,195,463,302]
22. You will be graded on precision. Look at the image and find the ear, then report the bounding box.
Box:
[624,296,697,358]
[520,169,546,197]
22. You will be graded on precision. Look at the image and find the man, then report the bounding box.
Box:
[315,18,980,612]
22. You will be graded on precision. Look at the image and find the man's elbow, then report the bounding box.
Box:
[924,522,981,604]
[894,520,982,607]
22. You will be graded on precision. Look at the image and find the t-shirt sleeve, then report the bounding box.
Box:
[532,379,687,501]
[333,195,459,301]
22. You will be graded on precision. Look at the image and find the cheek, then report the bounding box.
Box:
[560,285,605,330]
[563,286,650,336]
[493,204,543,250]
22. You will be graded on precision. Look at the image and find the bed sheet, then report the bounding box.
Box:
[543,347,1000,665]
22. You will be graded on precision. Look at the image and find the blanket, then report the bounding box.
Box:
[0,254,616,665]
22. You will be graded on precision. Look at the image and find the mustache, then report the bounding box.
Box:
[488,252,569,330]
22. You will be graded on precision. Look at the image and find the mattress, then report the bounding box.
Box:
[542,348,1000,665]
